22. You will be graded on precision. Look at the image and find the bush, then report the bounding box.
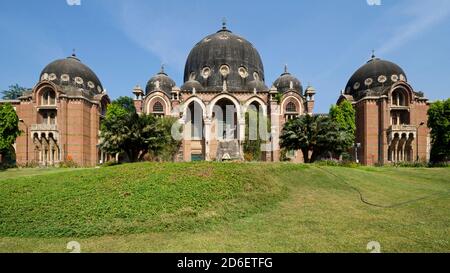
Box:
[314,160,360,168]
[16,161,39,169]
[392,162,429,168]
[59,155,78,168]
[101,160,121,168]
[428,162,449,168]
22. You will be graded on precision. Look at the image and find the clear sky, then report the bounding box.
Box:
[1,0,449,113]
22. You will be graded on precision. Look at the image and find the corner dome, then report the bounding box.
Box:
[273,66,303,94]
[345,54,407,96]
[183,24,267,92]
[181,80,203,92]
[40,54,103,93]
[145,67,176,95]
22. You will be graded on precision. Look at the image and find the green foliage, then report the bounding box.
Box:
[0,162,286,237]
[274,93,283,104]
[280,115,354,163]
[58,158,79,168]
[0,103,21,166]
[329,100,356,155]
[391,161,430,168]
[100,98,181,162]
[428,99,450,163]
[314,160,360,168]
[1,84,28,100]
[112,96,136,113]
[147,116,182,162]
[1,164,450,252]
[243,108,268,161]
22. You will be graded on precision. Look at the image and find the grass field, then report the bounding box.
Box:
[0,163,449,253]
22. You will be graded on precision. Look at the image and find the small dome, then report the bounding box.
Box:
[247,80,268,92]
[345,54,407,96]
[40,54,103,93]
[146,67,176,95]
[183,24,266,92]
[181,80,203,92]
[273,66,303,94]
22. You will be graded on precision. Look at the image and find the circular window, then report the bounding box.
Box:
[97,86,103,93]
[220,65,230,77]
[201,67,211,79]
[41,73,49,81]
[378,75,387,83]
[238,67,248,78]
[353,82,360,90]
[75,77,84,85]
[253,72,260,81]
[49,73,57,81]
[87,81,95,89]
[399,74,406,81]
[391,75,399,82]
[61,74,70,82]
[364,78,373,86]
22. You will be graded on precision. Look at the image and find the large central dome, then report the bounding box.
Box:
[183,25,267,92]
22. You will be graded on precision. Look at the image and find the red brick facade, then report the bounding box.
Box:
[339,82,430,165]
[3,56,110,167]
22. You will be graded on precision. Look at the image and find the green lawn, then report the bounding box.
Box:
[0,163,449,253]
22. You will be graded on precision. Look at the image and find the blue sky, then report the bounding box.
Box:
[0,0,449,113]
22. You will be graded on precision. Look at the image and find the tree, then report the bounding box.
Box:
[100,97,181,163]
[0,103,21,165]
[100,103,132,159]
[243,106,269,161]
[113,96,136,113]
[148,117,182,162]
[2,84,27,100]
[428,99,450,163]
[329,100,356,156]
[280,115,354,163]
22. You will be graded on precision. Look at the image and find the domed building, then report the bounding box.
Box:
[132,24,316,162]
[9,53,110,166]
[338,53,430,165]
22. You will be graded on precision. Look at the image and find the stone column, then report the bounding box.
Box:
[239,119,246,160]
[204,118,212,161]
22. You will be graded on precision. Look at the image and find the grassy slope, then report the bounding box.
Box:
[0,163,449,253]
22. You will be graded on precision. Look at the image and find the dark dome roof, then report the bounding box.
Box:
[40,54,103,93]
[145,68,176,95]
[273,66,303,94]
[345,55,407,96]
[181,79,203,92]
[184,25,267,92]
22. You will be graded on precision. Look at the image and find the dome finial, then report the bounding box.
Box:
[160,63,165,74]
[371,49,376,59]
[222,17,227,30]
[72,48,76,57]
[284,64,288,73]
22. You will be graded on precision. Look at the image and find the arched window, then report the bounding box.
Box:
[41,89,56,106]
[392,90,407,106]
[285,101,299,120]
[153,101,164,113]
[286,102,297,113]
[188,102,204,139]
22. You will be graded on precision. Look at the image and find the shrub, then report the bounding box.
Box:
[314,160,360,168]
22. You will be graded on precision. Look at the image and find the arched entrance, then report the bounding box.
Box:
[213,98,238,140]
[185,101,205,161]
[210,97,241,161]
